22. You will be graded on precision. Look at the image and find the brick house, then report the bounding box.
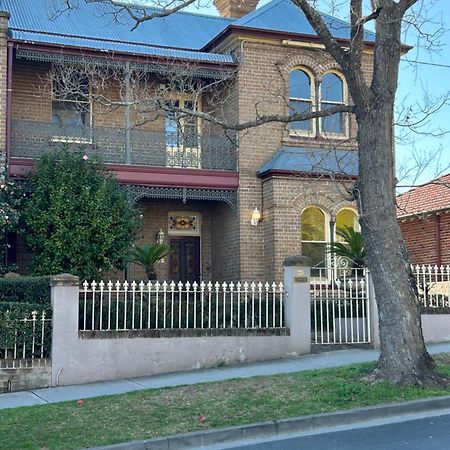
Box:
[0,0,374,282]
[397,174,450,266]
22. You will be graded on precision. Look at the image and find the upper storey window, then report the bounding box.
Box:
[289,69,313,134]
[51,68,91,142]
[320,73,346,135]
[289,69,348,138]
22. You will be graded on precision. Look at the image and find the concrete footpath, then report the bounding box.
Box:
[2,341,450,411]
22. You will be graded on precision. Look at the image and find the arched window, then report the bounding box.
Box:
[301,206,328,273]
[335,208,359,241]
[289,69,313,133]
[320,72,346,135]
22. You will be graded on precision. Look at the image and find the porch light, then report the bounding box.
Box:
[250,207,261,226]
[156,228,165,244]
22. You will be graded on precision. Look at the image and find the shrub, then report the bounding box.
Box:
[24,148,140,280]
[0,276,50,305]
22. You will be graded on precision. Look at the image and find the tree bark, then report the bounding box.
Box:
[354,4,445,385]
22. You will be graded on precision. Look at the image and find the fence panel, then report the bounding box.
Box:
[310,267,371,345]
[412,265,450,308]
[0,309,52,360]
[79,280,284,332]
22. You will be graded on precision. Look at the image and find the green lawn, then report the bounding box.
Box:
[2,355,450,450]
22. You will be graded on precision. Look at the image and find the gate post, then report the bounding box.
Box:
[283,256,311,355]
[50,274,79,386]
[367,271,380,348]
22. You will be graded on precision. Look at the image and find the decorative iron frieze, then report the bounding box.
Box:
[123,185,237,212]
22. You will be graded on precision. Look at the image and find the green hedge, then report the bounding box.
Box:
[0,277,51,305]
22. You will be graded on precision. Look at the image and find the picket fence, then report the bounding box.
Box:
[80,280,285,332]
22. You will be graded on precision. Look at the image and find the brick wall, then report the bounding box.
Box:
[234,40,370,281]
[0,12,9,180]
[399,212,450,266]
[0,358,51,393]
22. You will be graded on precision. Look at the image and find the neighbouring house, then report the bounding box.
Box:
[0,0,375,282]
[397,173,450,266]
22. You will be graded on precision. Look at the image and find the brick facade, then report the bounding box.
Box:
[399,212,450,266]
[5,5,377,283]
[0,11,9,182]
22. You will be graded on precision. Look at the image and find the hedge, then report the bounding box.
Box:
[0,277,51,305]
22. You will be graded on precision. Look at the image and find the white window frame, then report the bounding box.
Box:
[288,67,316,138]
[318,70,349,139]
[165,97,202,169]
[51,65,93,144]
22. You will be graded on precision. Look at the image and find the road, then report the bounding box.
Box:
[208,411,450,449]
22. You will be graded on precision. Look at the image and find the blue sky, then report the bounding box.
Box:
[133,0,450,187]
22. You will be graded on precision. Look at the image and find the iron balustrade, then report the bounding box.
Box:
[11,119,237,171]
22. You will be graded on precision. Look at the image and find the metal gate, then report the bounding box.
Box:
[310,267,371,345]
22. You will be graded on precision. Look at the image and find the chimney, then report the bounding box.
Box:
[214,0,259,18]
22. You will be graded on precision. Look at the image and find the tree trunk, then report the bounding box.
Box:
[357,101,445,386]
[146,265,157,281]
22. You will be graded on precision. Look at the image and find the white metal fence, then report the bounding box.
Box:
[310,267,371,345]
[412,265,450,308]
[0,310,52,360]
[80,280,285,332]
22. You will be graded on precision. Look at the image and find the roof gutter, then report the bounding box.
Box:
[397,206,450,221]
[257,168,358,180]
[202,24,412,54]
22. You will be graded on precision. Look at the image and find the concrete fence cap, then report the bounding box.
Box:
[283,255,311,267]
[50,274,80,286]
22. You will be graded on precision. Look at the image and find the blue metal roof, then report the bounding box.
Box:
[2,0,375,62]
[3,0,234,62]
[233,0,375,43]
[258,147,359,176]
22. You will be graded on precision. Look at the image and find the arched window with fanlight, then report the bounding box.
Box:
[289,69,314,134]
[335,208,359,240]
[301,206,328,276]
[320,72,347,135]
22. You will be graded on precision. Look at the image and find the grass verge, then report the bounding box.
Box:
[2,355,450,450]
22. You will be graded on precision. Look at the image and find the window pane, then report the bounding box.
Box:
[52,101,87,128]
[336,209,358,241]
[289,70,311,100]
[302,242,326,270]
[321,103,344,134]
[321,73,343,102]
[289,100,311,131]
[301,207,325,241]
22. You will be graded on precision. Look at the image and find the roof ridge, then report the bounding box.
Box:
[236,0,285,25]
[397,172,450,198]
[112,1,234,22]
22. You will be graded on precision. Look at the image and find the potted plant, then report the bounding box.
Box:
[128,243,169,281]
[328,226,366,270]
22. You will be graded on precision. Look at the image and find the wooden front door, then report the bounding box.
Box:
[169,237,201,282]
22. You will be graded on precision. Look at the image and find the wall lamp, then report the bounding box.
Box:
[250,207,261,226]
[156,228,165,244]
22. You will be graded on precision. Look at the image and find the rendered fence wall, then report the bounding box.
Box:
[50,261,311,386]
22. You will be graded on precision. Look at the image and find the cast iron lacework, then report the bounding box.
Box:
[123,186,237,212]
[16,50,235,80]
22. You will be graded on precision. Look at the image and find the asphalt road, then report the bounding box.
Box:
[212,412,450,449]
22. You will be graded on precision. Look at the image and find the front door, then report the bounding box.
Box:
[169,237,201,282]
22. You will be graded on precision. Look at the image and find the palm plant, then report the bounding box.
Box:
[128,243,169,280]
[327,226,366,268]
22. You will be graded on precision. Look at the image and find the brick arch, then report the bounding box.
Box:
[281,54,320,79]
[318,62,343,79]
[291,191,336,217]
[332,201,358,218]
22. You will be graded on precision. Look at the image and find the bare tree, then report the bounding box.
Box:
[47,0,450,385]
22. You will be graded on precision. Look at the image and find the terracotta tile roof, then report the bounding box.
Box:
[397,173,450,218]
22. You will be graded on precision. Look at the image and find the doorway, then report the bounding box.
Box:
[169,237,201,282]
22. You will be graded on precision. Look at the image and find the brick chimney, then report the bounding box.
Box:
[214,0,259,18]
